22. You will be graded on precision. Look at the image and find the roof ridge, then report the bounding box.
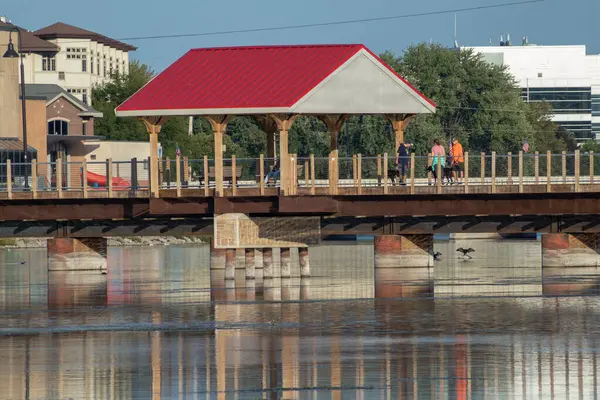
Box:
[190,44,364,52]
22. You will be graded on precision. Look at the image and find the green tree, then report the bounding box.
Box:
[383,43,566,155]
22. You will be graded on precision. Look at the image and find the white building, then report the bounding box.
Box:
[2,19,136,106]
[466,41,600,142]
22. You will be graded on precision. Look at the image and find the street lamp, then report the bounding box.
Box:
[3,27,30,189]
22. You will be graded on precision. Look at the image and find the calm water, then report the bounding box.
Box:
[0,239,599,399]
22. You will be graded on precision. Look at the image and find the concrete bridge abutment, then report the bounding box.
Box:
[374,234,434,298]
[47,238,108,272]
[542,233,600,296]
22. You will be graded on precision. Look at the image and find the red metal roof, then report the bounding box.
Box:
[116,44,434,114]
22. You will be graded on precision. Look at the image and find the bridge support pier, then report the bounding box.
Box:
[542,233,600,295]
[47,238,107,272]
[374,235,434,298]
[299,247,310,278]
[245,249,256,280]
[225,249,236,280]
[263,249,274,279]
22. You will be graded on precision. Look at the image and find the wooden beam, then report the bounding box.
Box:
[204,115,233,198]
[491,151,496,193]
[590,151,594,184]
[232,155,237,196]
[310,154,315,195]
[385,114,415,153]
[575,149,580,192]
[107,158,113,198]
[357,154,362,195]
[203,156,209,197]
[409,153,415,194]
[32,160,37,199]
[546,150,552,192]
[259,154,265,196]
[57,158,63,199]
[518,151,524,193]
[175,155,182,197]
[82,159,88,199]
[464,152,469,194]
[6,159,11,200]
[268,114,300,196]
[140,117,168,199]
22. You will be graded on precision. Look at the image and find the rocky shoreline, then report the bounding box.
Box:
[0,236,209,248]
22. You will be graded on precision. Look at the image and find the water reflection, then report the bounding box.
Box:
[0,240,598,399]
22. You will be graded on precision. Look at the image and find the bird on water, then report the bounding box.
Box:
[433,252,442,261]
[456,248,475,259]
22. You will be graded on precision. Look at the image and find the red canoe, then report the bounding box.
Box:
[85,171,131,188]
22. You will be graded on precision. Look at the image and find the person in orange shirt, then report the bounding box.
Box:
[451,138,464,184]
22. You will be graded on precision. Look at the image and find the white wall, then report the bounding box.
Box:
[20,37,132,106]
[469,45,591,88]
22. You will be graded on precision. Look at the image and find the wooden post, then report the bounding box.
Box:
[231,155,237,196]
[534,151,539,184]
[377,154,382,186]
[304,160,309,186]
[6,159,11,199]
[546,150,552,192]
[214,129,224,197]
[333,150,339,195]
[175,154,182,197]
[410,153,415,194]
[352,155,357,188]
[279,129,289,195]
[140,118,163,198]
[165,157,171,188]
[383,153,389,194]
[203,156,209,196]
[590,151,594,184]
[464,152,469,194]
[575,149,580,192]
[507,152,512,185]
[480,152,485,185]
[310,154,315,195]
[259,154,265,195]
[82,159,88,198]
[561,151,567,183]
[31,160,37,199]
[57,158,63,198]
[491,151,496,193]
[436,159,442,194]
[107,158,113,198]
[357,154,362,195]
[289,154,295,195]
[518,151,524,193]
[427,153,433,185]
[328,154,334,195]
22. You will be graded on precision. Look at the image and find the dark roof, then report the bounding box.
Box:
[0,138,37,152]
[0,21,59,53]
[24,84,103,118]
[34,22,136,52]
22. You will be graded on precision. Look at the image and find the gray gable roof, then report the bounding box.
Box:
[23,84,103,118]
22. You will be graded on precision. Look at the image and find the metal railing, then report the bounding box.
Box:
[0,151,596,198]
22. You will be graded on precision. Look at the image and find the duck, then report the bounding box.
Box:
[456,247,475,259]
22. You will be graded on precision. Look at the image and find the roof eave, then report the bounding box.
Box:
[115,107,292,118]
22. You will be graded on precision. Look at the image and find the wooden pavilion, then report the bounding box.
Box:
[115,44,436,197]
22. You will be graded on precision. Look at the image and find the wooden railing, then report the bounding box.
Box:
[0,151,597,199]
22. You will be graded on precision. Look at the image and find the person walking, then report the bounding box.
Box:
[396,141,412,185]
[451,138,464,184]
[430,139,446,184]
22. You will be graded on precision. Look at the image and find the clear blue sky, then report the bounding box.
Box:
[3,0,599,71]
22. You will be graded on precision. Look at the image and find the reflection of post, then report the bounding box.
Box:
[152,312,162,400]
[455,336,467,400]
[386,339,391,399]
[300,278,311,301]
[216,330,227,400]
[331,336,341,400]
[225,280,236,302]
[205,337,211,400]
[356,336,364,400]
[312,336,318,400]
[178,333,184,398]
[262,336,269,398]
[282,335,299,399]
[245,279,256,301]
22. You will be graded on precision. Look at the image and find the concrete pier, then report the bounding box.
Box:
[299,247,310,278]
[374,235,434,298]
[47,238,107,272]
[263,248,274,279]
[280,248,291,278]
[225,249,236,280]
[210,240,226,271]
[245,249,256,279]
[542,233,600,295]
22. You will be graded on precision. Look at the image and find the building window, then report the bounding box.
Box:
[48,120,68,136]
[82,59,87,72]
[82,89,88,105]
[42,56,56,71]
[537,72,543,78]
[522,87,592,114]
[90,56,94,74]
[103,61,107,77]
[97,60,100,76]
